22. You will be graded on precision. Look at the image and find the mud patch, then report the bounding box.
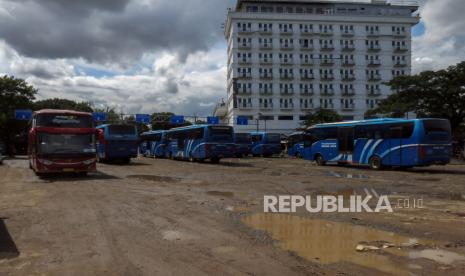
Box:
[206,191,234,198]
[242,213,446,275]
[127,175,181,183]
[325,171,369,179]
[415,178,441,182]
[162,230,195,241]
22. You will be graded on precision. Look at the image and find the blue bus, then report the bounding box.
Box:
[287,132,305,158]
[96,124,139,163]
[302,118,452,169]
[165,125,235,163]
[250,132,282,157]
[234,133,252,158]
[139,130,167,158]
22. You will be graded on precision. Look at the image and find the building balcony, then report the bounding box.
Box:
[300,104,314,110]
[259,89,273,95]
[319,59,334,66]
[393,30,407,37]
[341,60,355,66]
[279,29,293,35]
[237,103,252,110]
[238,72,252,79]
[238,58,252,65]
[394,60,407,67]
[320,44,335,51]
[259,44,273,50]
[300,73,314,80]
[393,45,408,52]
[367,45,381,52]
[279,59,293,65]
[341,89,355,96]
[367,89,382,96]
[259,28,272,34]
[280,44,294,50]
[300,45,314,51]
[238,28,252,34]
[320,89,335,96]
[259,73,273,79]
[280,103,294,110]
[341,30,355,37]
[367,74,382,81]
[280,89,294,95]
[259,59,273,65]
[300,89,314,96]
[341,74,356,81]
[341,45,355,51]
[301,60,314,66]
[342,103,356,110]
[236,89,252,95]
[368,60,381,66]
[321,103,335,109]
[321,74,334,81]
[259,103,273,110]
[279,74,294,80]
[300,29,314,36]
[238,43,251,50]
[367,30,380,37]
[319,29,333,36]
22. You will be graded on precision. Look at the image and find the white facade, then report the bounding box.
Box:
[223,0,419,134]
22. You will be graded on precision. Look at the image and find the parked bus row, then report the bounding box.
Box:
[139,126,283,163]
[27,109,452,175]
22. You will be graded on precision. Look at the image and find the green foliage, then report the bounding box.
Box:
[92,106,121,123]
[0,75,37,155]
[367,61,465,134]
[34,98,93,113]
[300,109,343,129]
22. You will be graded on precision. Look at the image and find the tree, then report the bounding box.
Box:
[0,75,37,155]
[300,109,342,129]
[92,106,121,123]
[34,98,93,113]
[367,61,465,135]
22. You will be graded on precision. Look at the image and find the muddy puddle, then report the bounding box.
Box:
[325,171,369,179]
[126,175,181,183]
[242,214,465,275]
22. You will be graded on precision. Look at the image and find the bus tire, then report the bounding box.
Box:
[369,156,383,170]
[211,158,220,164]
[315,154,326,166]
[169,152,174,160]
[189,153,195,162]
[296,153,302,159]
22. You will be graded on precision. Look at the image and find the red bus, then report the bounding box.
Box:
[28,109,97,175]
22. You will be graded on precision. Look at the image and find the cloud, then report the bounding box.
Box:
[0,0,234,65]
[412,0,465,72]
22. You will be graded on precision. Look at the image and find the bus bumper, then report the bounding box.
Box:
[35,158,97,173]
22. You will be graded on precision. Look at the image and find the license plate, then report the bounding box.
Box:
[63,168,75,172]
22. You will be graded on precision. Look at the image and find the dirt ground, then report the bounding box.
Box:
[0,156,465,276]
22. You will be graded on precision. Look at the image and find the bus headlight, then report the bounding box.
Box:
[82,159,96,165]
[38,159,53,165]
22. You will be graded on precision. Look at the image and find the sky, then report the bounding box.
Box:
[0,0,464,116]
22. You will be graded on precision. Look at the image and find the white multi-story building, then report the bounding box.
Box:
[219,0,419,133]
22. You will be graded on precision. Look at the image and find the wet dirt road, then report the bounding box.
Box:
[0,156,465,275]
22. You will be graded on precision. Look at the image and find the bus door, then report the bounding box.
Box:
[387,125,403,166]
[337,127,354,161]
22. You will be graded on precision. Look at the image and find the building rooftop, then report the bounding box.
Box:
[235,0,419,10]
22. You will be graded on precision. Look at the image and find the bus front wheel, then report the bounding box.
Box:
[211,158,220,164]
[189,153,195,162]
[315,155,326,166]
[369,156,383,170]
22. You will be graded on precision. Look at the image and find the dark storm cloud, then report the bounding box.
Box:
[0,0,235,65]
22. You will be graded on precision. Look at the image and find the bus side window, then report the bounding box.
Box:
[252,135,262,142]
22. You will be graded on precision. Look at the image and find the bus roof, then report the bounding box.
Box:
[169,124,231,132]
[141,130,165,136]
[96,123,135,129]
[34,109,92,116]
[308,118,448,129]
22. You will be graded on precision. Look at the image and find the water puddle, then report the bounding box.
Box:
[325,171,369,179]
[126,175,181,183]
[409,249,465,265]
[242,214,465,275]
[206,191,234,198]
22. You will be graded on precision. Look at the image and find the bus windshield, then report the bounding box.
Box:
[38,133,95,155]
[235,133,251,143]
[209,126,233,141]
[36,114,93,128]
[267,134,281,143]
[108,125,136,136]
